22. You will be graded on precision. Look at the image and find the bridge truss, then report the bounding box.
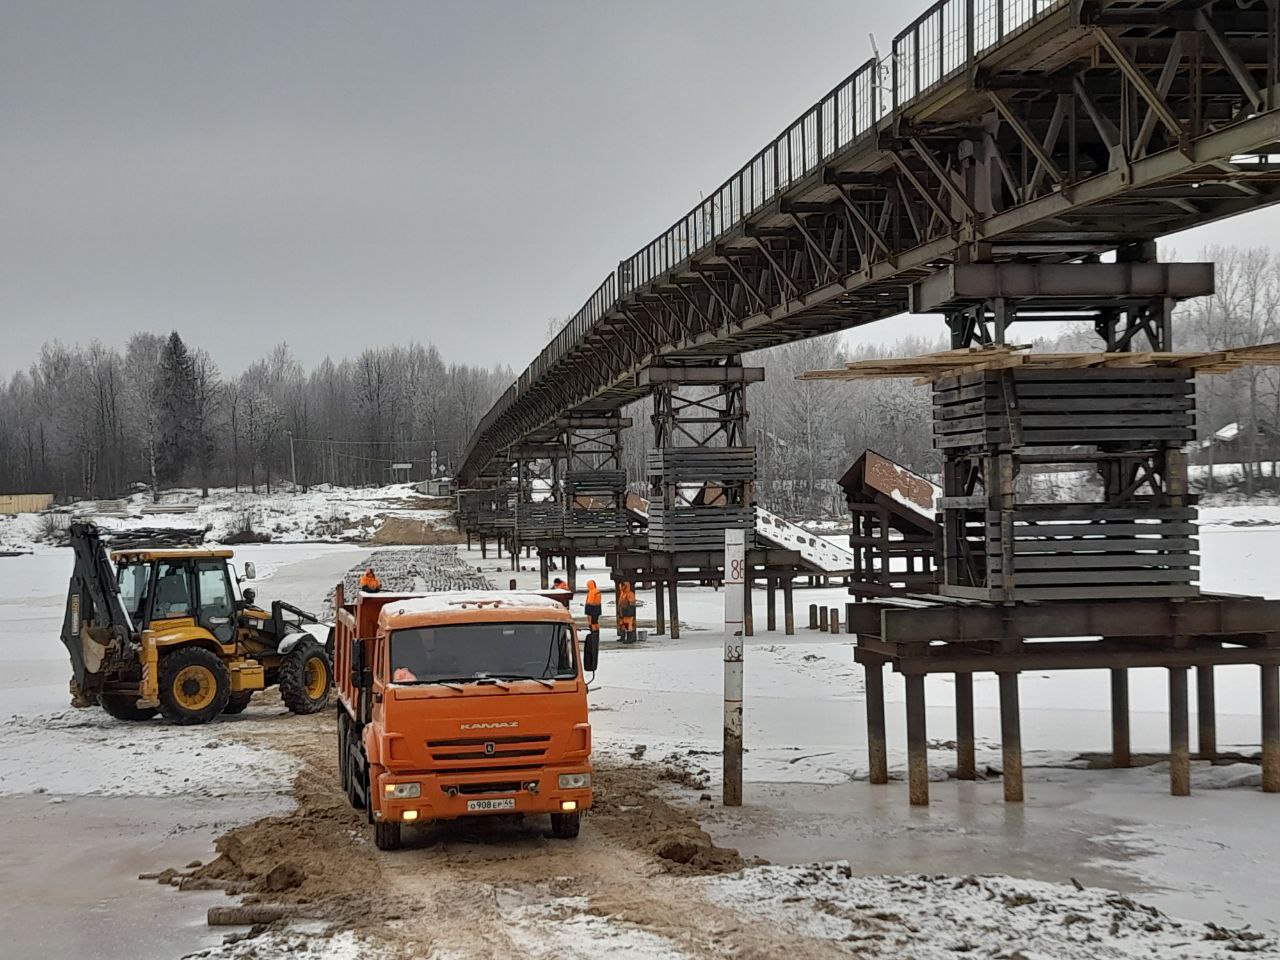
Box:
[461,0,1280,483]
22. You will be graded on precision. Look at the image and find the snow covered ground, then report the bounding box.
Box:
[1,509,1277,957]
[0,482,453,550]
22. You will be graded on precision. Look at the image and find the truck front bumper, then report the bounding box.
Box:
[374,765,593,823]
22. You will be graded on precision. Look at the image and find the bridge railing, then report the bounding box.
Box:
[617,55,883,300]
[466,0,1069,471]
[893,0,1063,106]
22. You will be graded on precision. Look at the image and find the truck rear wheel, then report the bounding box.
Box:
[98,693,159,722]
[373,820,402,851]
[550,811,581,839]
[222,692,253,715]
[158,647,232,725]
[279,639,331,714]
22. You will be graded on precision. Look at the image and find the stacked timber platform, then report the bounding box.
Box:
[803,259,1280,806]
[564,469,628,537]
[932,366,1197,601]
[646,447,756,552]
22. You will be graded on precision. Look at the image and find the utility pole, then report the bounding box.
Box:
[723,527,745,806]
[286,431,298,492]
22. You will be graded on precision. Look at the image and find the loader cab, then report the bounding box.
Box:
[112,549,240,645]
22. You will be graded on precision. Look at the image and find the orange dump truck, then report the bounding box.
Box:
[333,584,598,850]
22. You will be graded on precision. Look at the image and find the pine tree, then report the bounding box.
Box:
[156,331,197,485]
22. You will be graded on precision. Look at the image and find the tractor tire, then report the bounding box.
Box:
[279,639,332,715]
[98,693,159,722]
[373,819,402,851]
[222,691,254,715]
[550,811,581,839]
[158,647,232,725]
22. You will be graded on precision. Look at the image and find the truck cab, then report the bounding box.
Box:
[333,586,597,850]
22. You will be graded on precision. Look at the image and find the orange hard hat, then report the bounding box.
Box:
[359,567,380,590]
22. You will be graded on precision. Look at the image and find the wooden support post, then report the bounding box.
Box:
[668,579,681,640]
[1110,668,1131,768]
[819,606,829,632]
[865,660,889,785]
[783,577,795,636]
[654,578,666,635]
[845,602,855,634]
[1169,666,1191,797]
[743,577,754,637]
[566,554,577,592]
[496,537,502,558]
[1263,663,1280,794]
[480,538,487,559]
[538,552,549,590]
[906,674,929,806]
[829,608,840,634]
[955,672,976,781]
[1196,665,1216,758]
[766,576,777,632]
[809,604,818,630]
[508,578,517,590]
[999,672,1023,802]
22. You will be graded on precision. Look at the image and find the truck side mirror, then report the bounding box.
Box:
[243,562,256,580]
[583,630,599,673]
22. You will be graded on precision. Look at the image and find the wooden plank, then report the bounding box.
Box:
[1014,553,1199,570]
[990,521,1198,537]
[1000,569,1199,585]
[1010,537,1199,553]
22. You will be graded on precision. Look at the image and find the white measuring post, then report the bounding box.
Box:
[723,527,745,806]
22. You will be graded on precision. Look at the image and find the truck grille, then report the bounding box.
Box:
[451,781,522,796]
[427,734,551,763]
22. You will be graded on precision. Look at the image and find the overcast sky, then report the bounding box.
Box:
[4,1,1278,380]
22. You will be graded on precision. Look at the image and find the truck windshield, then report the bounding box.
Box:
[389,622,576,684]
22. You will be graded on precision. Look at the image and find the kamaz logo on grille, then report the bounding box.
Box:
[460,721,518,730]
[484,742,496,756]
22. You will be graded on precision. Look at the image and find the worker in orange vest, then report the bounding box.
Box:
[359,567,381,592]
[616,579,637,644]
[584,579,602,635]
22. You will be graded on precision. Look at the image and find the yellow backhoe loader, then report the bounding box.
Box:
[62,521,333,724]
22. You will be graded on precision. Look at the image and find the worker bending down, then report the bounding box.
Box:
[583,579,602,636]
[359,567,381,592]
[616,579,637,644]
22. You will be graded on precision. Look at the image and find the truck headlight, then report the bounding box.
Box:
[558,773,590,790]
[384,782,421,799]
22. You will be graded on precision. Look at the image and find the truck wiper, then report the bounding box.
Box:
[494,674,556,689]
[397,678,468,692]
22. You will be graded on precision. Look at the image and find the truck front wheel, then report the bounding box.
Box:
[550,811,581,839]
[373,820,402,851]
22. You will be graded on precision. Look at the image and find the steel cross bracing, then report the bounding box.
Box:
[460,0,1280,483]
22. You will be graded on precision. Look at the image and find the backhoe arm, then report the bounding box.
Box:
[62,521,135,691]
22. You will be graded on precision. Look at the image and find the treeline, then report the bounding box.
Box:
[0,334,512,499]
[6,245,1280,508]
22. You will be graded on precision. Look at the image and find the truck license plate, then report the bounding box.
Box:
[467,797,515,812]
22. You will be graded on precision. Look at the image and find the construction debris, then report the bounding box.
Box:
[330,547,493,610]
[799,341,1280,384]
